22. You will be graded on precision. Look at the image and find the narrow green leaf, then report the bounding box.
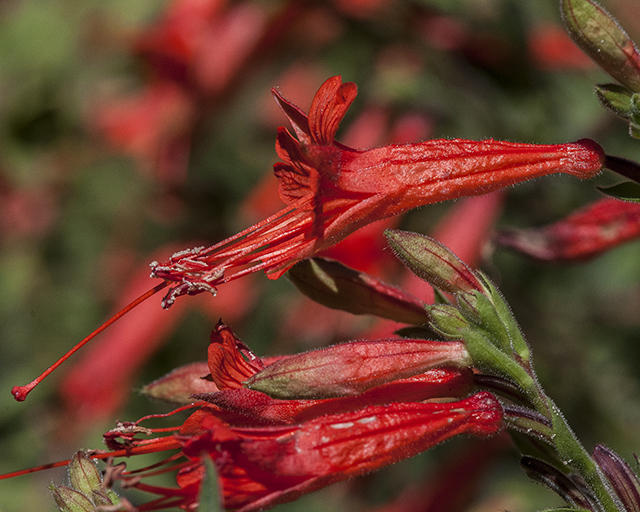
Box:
[198,456,222,512]
[597,182,640,202]
[287,258,428,325]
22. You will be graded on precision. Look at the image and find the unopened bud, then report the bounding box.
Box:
[595,84,640,138]
[141,362,218,404]
[561,0,640,92]
[50,485,95,512]
[246,338,471,399]
[68,452,101,498]
[592,444,640,512]
[427,305,470,338]
[386,230,482,296]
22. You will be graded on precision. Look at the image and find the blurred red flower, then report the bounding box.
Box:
[495,197,640,261]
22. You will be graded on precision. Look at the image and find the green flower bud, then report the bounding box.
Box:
[385,230,482,296]
[68,452,102,498]
[561,0,640,92]
[50,485,95,512]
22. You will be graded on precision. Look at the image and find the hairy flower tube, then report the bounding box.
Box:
[150,75,605,308]
[100,391,503,512]
[37,317,500,512]
[192,321,475,425]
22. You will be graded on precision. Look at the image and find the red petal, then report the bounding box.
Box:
[196,367,474,425]
[308,76,358,145]
[183,392,502,511]
[208,322,263,389]
[272,86,312,145]
[274,127,319,204]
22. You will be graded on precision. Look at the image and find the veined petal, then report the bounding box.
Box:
[308,76,358,145]
[181,391,503,512]
[208,322,263,390]
[245,338,470,399]
[272,87,312,144]
[274,127,318,204]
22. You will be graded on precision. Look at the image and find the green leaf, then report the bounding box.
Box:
[597,182,640,202]
[287,258,428,325]
[595,84,640,137]
[595,83,635,118]
[198,456,222,512]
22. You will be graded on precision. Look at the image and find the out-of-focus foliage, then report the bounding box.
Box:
[1,0,640,511]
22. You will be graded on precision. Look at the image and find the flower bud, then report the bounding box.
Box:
[245,338,471,399]
[427,305,470,339]
[141,362,218,404]
[592,444,640,512]
[520,457,594,510]
[386,229,482,296]
[50,485,95,512]
[561,0,640,92]
[68,452,103,498]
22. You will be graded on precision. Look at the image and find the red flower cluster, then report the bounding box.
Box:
[102,322,503,511]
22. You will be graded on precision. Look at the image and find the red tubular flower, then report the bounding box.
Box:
[123,391,502,511]
[495,197,640,261]
[9,75,605,404]
[244,337,470,399]
[189,322,475,426]
[151,75,605,307]
[191,392,503,511]
[205,320,470,397]
[196,369,474,426]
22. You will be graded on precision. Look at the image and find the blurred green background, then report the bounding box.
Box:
[1,0,640,510]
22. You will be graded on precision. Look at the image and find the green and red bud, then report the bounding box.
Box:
[67,452,102,499]
[592,444,640,512]
[140,362,218,404]
[386,229,484,297]
[51,452,121,512]
[561,0,640,92]
[51,485,96,512]
[245,338,471,399]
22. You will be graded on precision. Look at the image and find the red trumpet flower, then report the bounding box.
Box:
[191,321,474,425]
[105,391,502,511]
[151,75,604,307]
